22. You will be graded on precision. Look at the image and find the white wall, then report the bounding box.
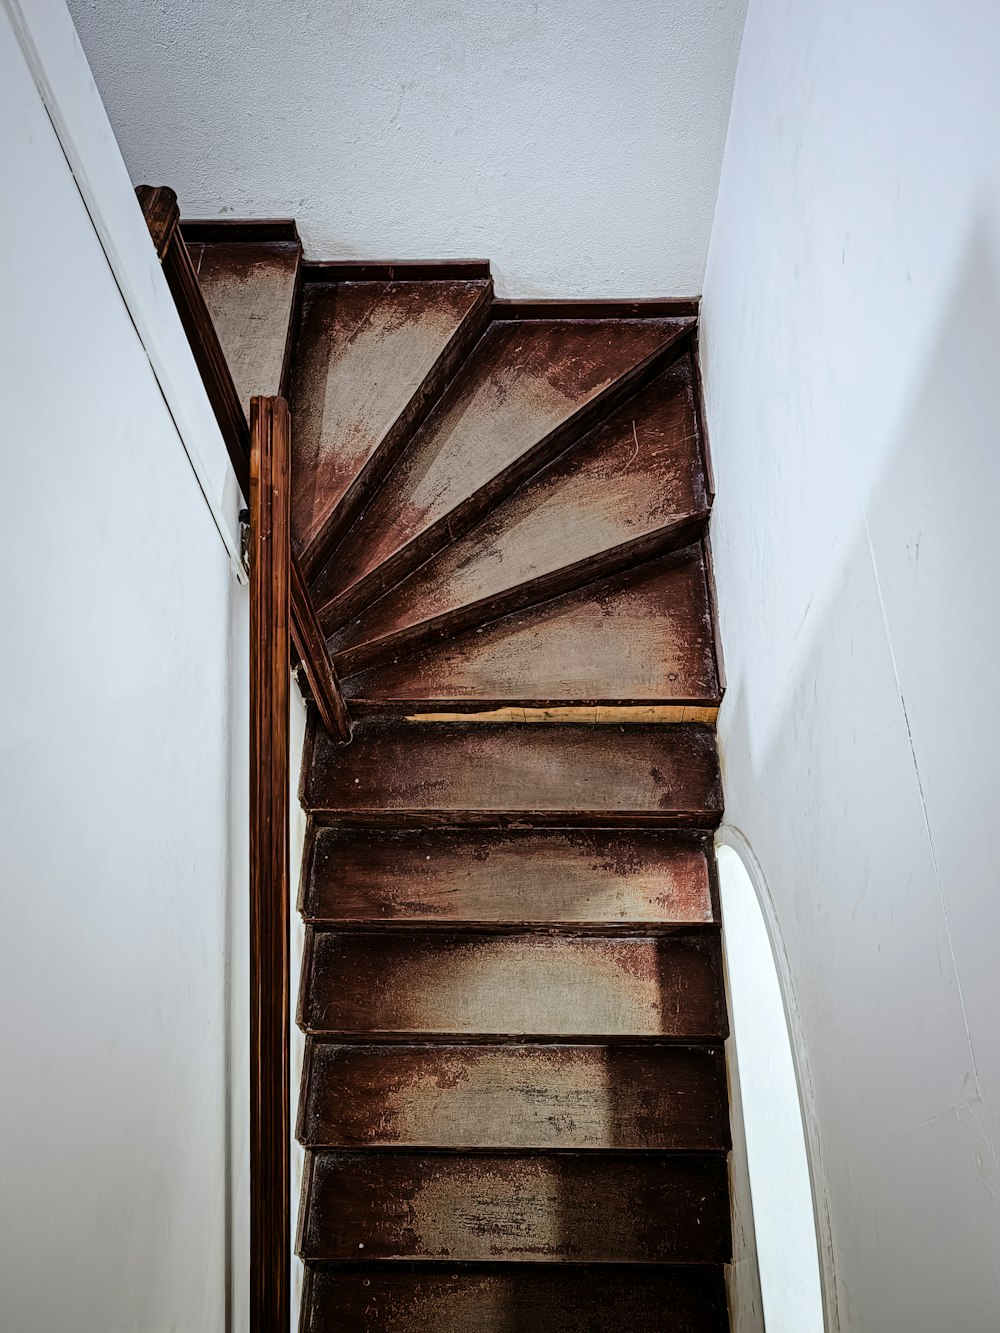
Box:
[718,843,823,1333]
[701,2,1000,1328]
[0,2,248,1326]
[64,0,747,298]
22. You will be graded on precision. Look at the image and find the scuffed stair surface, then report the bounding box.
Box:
[185,234,301,406]
[298,1151,731,1263]
[342,547,721,711]
[300,929,727,1038]
[302,1264,730,1333]
[289,277,492,561]
[299,1041,730,1150]
[330,356,708,675]
[311,318,693,621]
[301,827,716,926]
[303,720,722,826]
[171,239,738,1329]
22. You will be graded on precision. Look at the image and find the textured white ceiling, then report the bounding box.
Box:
[68,0,747,297]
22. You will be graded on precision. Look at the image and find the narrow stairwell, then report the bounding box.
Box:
[186,224,732,1330]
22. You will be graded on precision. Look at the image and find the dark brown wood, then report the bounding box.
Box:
[300,928,726,1038]
[301,827,715,927]
[302,259,492,282]
[344,548,721,711]
[288,278,493,571]
[135,184,179,259]
[181,218,301,244]
[299,1041,730,1150]
[298,1150,731,1263]
[329,357,709,674]
[301,1262,730,1333]
[303,720,722,828]
[249,396,291,1333]
[312,319,695,628]
[492,297,700,319]
[136,185,352,742]
[290,557,352,742]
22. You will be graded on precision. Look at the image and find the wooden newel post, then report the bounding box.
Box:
[249,395,291,1332]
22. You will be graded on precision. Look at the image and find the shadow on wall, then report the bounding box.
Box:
[717,216,1000,1331]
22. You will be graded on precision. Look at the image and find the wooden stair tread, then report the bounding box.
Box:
[330,358,707,673]
[299,1041,730,1150]
[313,318,693,622]
[289,278,492,559]
[300,929,726,1038]
[298,1150,731,1263]
[304,719,722,827]
[302,827,715,926]
[344,548,720,710]
[302,1262,730,1332]
[186,237,300,407]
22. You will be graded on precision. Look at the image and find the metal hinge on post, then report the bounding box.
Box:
[239,508,251,576]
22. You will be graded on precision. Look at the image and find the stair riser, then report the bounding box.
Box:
[302,1264,729,1333]
[300,930,727,1039]
[335,518,709,677]
[303,721,722,828]
[301,826,717,927]
[301,281,494,576]
[299,1151,731,1264]
[317,323,695,629]
[298,1042,730,1151]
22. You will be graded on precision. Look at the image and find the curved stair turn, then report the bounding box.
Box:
[191,239,732,1331]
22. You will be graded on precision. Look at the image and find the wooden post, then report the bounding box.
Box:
[249,395,291,1332]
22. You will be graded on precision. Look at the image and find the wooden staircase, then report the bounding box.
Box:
[187,221,731,1331]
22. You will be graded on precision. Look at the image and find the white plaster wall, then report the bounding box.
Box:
[0,4,247,1326]
[65,0,747,298]
[701,1,1000,1328]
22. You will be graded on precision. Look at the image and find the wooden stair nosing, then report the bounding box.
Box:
[180,217,300,244]
[333,515,710,678]
[302,259,492,282]
[492,297,700,319]
[299,277,495,577]
[300,1261,730,1333]
[316,319,696,629]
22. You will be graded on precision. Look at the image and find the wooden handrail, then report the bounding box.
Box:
[136,184,352,743]
[248,397,291,1332]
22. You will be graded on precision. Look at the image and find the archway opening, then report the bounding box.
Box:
[717,842,825,1332]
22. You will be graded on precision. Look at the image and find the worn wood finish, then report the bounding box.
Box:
[330,359,708,674]
[299,1041,730,1150]
[289,278,493,568]
[186,238,301,405]
[304,720,722,828]
[249,397,291,1332]
[302,827,714,927]
[345,545,720,713]
[300,929,726,1038]
[137,186,353,743]
[290,557,353,743]
[302,1263,730,1332]
[399,704,721,723]
[313,319,694,626]
[299,1151,731,1263]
